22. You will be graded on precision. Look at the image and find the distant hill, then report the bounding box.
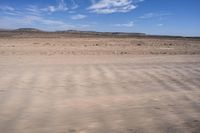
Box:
[0,28,199,38]
[14,28,42,32]
[0,28,13,31]
[56,30,146,36]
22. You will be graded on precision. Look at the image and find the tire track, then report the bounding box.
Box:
[143,68,177,92]
[155,67,195,91]
[96,65,115,96]
[0,70,37,133]
[64,67,77,98]
[88,65,102,96]
[171,67,200,91]
[14,70,53,133]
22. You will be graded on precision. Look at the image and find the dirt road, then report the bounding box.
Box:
[0,34,200,133]
[0,55,200,133]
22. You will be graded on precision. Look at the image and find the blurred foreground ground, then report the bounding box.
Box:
[0,35,200,133]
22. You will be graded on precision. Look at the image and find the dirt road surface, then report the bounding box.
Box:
[0,36,200,133]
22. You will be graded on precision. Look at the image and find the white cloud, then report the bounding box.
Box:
[135,0,144,2]
[157,23,164,27]
[57,0,68,11]
[115,21,134,27]
[90,0,96,4]
[69,10,76,13]
[0,6,23,16]
[139,12,154,19]
[47,6,57,12]
[71,0,79,9]
[0,14,91,31]
[41,0,79,13]
[139,12,171,19]
[26,5,43,16]
[32,16,64,25]
[3,10,22,16]
[79,24,90,28]
[26,0,79,14]
[88,0,138,14]
[71,14,87,20]
[41,0,68,12]
[0,15,74,31]
[0,5,15,11]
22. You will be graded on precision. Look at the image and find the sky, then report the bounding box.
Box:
[0,0,200,36]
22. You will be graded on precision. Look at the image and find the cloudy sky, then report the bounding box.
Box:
[0,0,200,36]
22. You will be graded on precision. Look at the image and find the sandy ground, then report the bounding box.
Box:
[0,36,200,133]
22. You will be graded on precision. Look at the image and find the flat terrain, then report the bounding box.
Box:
[0,33,200,133]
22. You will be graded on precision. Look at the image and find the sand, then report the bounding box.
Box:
[0,34,200,133]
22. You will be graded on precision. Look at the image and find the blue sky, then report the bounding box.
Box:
[0,0,200,36]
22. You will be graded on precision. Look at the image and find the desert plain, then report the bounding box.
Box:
[0,31,200,133]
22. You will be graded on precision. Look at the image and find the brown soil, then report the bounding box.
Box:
[0,33,200,133]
